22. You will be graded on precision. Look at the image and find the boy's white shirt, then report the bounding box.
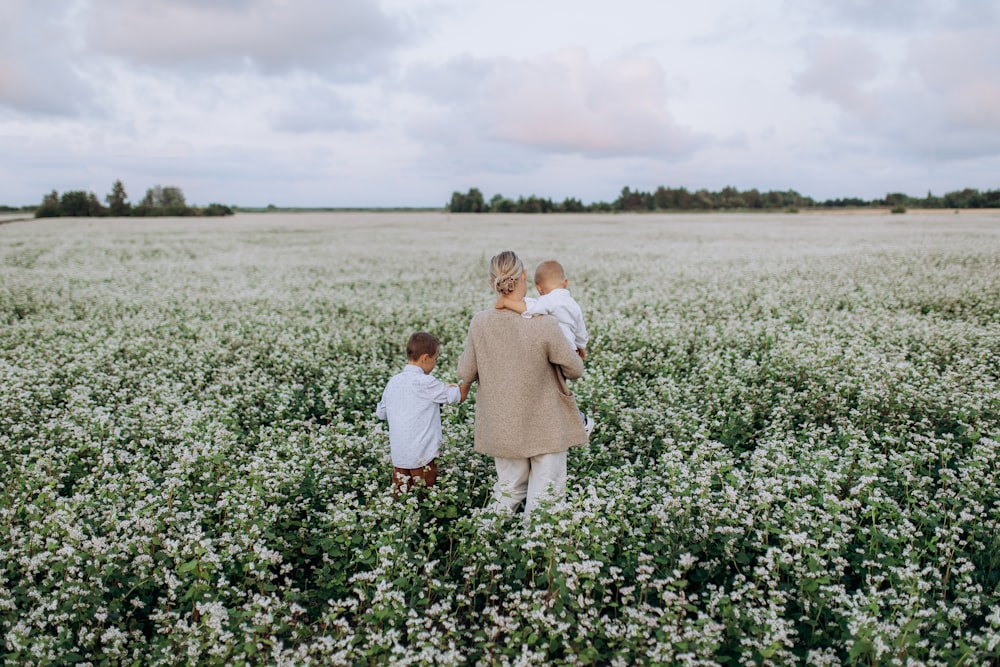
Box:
[376,364,461,468]
[522,288,588,351]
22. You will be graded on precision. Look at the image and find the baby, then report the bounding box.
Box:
[496,259,593,433]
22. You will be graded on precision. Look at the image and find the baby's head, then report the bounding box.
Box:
[533,260,569,296]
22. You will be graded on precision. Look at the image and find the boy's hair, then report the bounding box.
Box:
[534,260,566,287]
[489,250,524,295]
[406,331,439,361]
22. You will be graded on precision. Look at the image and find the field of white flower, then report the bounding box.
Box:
[2,211,999,666]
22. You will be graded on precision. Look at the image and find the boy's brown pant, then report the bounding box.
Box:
[392,460,437,496]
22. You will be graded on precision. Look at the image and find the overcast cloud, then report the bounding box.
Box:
[1,0,998,207]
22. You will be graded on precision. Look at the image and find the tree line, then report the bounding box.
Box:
[33,180,234,218]
[448,185,1000,213]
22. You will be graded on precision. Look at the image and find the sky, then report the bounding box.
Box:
[2,0,999,208]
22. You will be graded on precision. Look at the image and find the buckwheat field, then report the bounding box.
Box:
[2,211,999,666]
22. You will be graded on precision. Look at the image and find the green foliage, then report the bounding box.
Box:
[448,187,485,213]
[2,213,999,664]
[32,181,233,219]
[136,185,192,216]
[105,179,131,216]
[58,190,104,217]
[35,190,61,218]
[450,185,1000,214]
[202,203,234,216]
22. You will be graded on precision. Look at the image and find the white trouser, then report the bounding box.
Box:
[492,451,567,517]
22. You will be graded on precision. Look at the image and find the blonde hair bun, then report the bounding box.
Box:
[488,250,523,296]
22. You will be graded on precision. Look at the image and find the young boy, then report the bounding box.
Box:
[495,259,594,434]
[376,331,471,496]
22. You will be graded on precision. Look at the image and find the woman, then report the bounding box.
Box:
[458,250,587,518]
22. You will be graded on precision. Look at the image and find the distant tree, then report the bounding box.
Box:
[883,192,910,207]
[35,190,61,218]
[105,179,130,216]
[613,186,629,211]
[139,187,157,208]
[691,189,714,210]
[201,203,234,216]
[718,186,746,209]
[764,191,788,208]
[517,196,542,213]
[653,186,671,210]
[514,195,555,213]
[87,192,106,216]
[137,185,192,216]
[490,193,516,213]
[921,191,943,208]
[447,183,1000,214]
[615,187,651,212]
[654,186,693,210]
[981,189,1000,208]
[60,190,93,217]
[160,185,187,210]
[743,188,763,209]
[559,197,585,213]
[821,196,869,207]
[782,189,814,209]
[944,188,981,209]
[33,182,233,220]
[465,188,485,213]
[447,188,485,213]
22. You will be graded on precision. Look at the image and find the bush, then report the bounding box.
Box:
[202,203,234,216]
[2,213,999,664]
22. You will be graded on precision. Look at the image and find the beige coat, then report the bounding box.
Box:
[458,309,586,459]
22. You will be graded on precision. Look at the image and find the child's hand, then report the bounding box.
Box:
[577,348,587,361]
[495,294,527,313]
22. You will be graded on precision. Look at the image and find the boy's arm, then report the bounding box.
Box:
[441,381,472,404]
[522,295,552,317]
[572,299,589,354]
[495,294,528,314]
[430,379,463,405]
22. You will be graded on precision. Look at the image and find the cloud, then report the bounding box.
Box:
[790,0,998,31]
[861,27,1000,162]
[792,36,881,116]
[0,1,96,115]
[406,47,708,160]
[794,0,936,29]
[83,0,412,80]
[906,29,1000,135]
[792,24,1000,163]
[269,85,375,133]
